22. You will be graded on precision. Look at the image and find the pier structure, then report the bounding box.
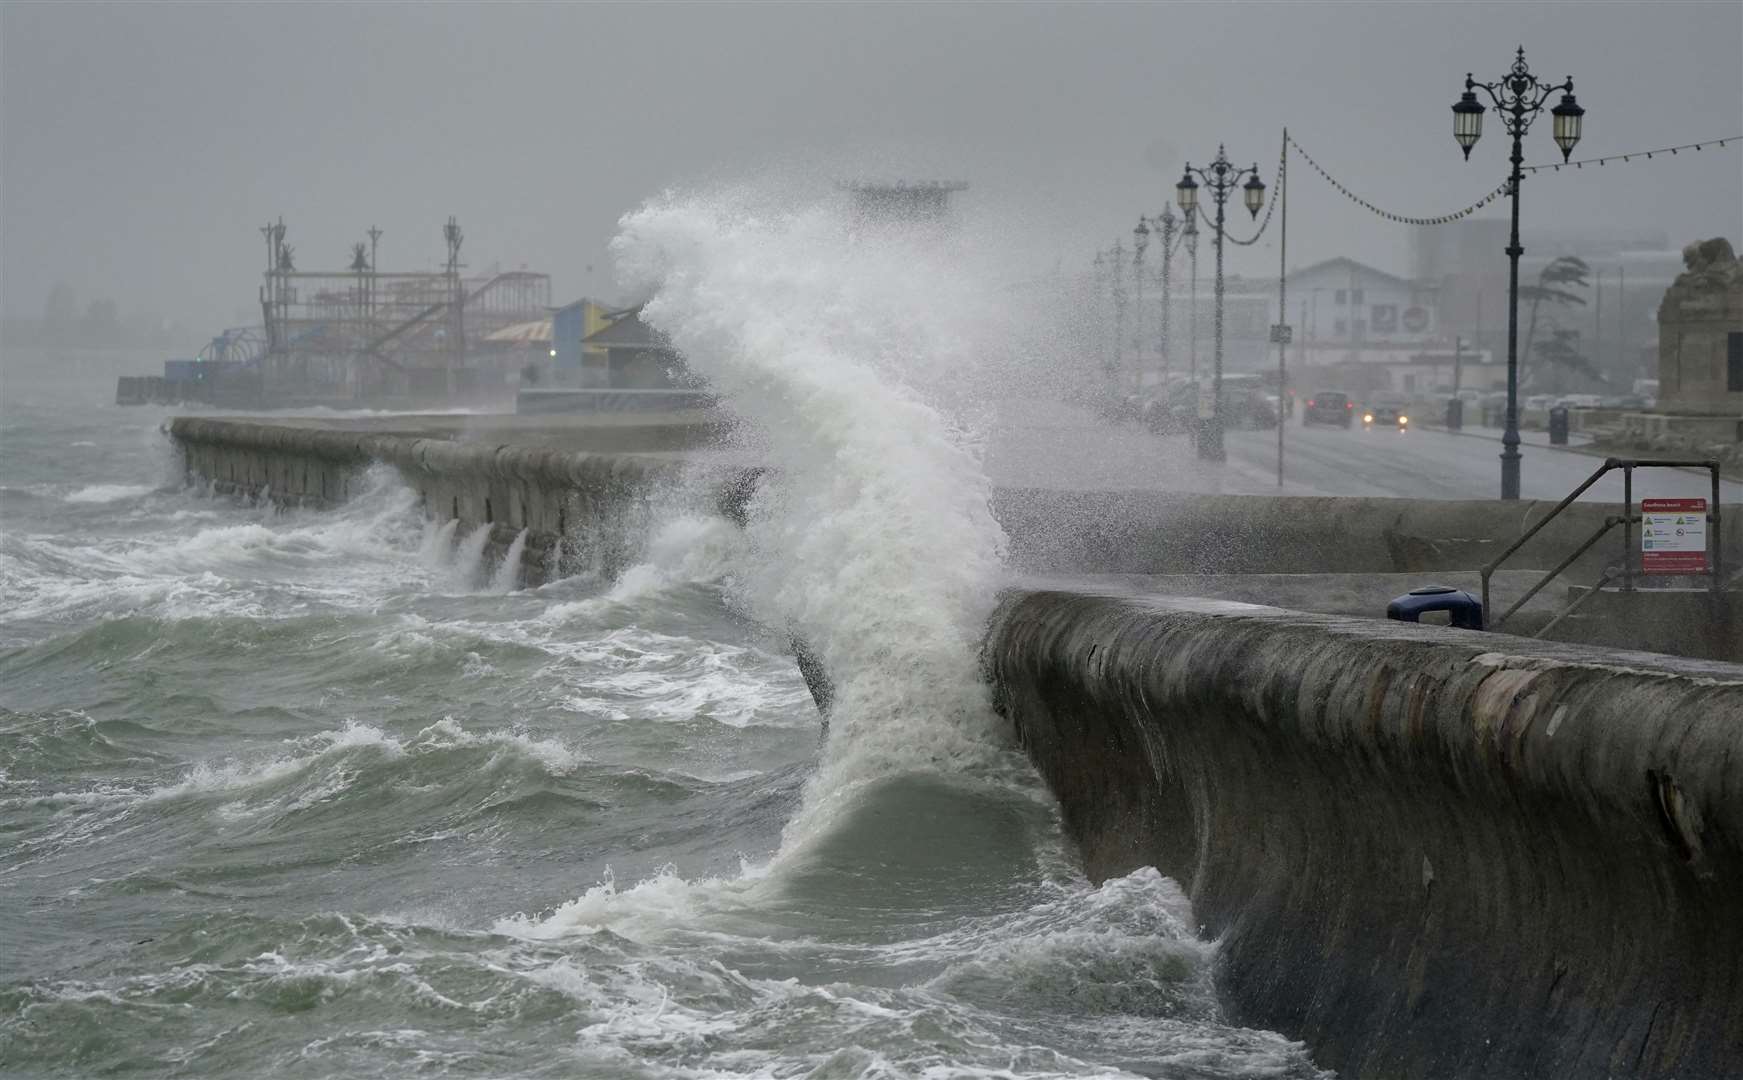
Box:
[255,216,551,403]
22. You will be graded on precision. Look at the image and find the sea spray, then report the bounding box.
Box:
[450,524,493,591]
[420,517,460,568]
[613,192,1020,848]
[490,528,529,593]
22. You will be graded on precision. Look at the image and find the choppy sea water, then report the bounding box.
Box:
[2,342,1331,1073]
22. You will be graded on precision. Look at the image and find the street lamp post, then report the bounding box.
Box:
[1150,206,1179,385]
[1184,210,1200,383]
[1453,46,1584,500]
[1110,239,1127,393]
[1132,219,1149,395]
[1177,146,1266,462]
[1092,251,1110,383]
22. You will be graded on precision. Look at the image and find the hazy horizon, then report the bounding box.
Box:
[4,1,1739,336]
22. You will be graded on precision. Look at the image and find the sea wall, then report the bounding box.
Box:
[984,588,1743,1079]
[171,417,1740,586]
[993,486,1742,578]
[169,416,733,584]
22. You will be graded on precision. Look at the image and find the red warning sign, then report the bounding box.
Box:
[1640,498,1708,574]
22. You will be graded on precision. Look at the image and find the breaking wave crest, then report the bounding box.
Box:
[614,191,1021,853]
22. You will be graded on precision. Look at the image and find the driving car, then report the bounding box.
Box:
[1303,390,1354,427]
[1361,396,1410,431]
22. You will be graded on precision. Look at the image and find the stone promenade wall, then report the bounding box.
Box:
[170,417,1739,589]
[169,416,728,584]
[992,486,1743,579]
[985,589,1743,1079]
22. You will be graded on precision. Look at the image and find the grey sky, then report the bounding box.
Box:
[3,1,1739,332]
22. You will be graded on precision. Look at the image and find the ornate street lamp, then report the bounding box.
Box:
[1177,145,1265,462]
[1092,251,1110,378]
[1132,218,1149,393]
[1243,173,1267,217]
[1551,92,1586,159]
[1454,46,1584,499]
[1452,91,1485,159]
[1145,205,1182,385]
[1110,238,1127,388]
[1184,212,1199,382]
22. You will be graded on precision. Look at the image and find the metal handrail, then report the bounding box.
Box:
[1533,569,1618,640]
[1492,516,1621,631]
[1480,457,1724,634]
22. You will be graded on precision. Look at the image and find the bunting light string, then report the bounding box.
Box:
[1521,136,1740,173]
[1286,132,1509,226]
[1105,132,1739,269]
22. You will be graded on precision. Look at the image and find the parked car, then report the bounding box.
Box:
[1142,380,1200,434]
[1144,380,1277,433]
[1303,390,1354,427]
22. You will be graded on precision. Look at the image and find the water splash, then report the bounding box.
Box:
[490,529,529,593]
[419,518,459,568]
[450,525,493,591]
[613,190,1020,849]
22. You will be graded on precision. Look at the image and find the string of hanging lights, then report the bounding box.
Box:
[1521,135,1740,173]
[1287,133,1511,226]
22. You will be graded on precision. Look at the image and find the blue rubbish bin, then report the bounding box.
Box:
[1386,585,1484,630]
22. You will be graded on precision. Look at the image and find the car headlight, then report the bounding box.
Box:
[1363,413,1373,423]
[1399,415,1409,425]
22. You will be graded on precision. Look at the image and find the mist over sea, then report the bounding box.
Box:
[1,195,1330,1078]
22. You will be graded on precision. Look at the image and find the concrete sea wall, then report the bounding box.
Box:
[171,416,1740,589]
[170,416,732,584]
[985,588,1743,1079]
[994,485,1742,578]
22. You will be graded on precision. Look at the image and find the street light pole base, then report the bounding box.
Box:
[1500,447,1521,501]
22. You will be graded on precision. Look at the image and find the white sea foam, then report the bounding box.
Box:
[487,860,1289,1079]
[494,864,747,942]
[146,722,404,802]
[63,483,155,504]
[2,468,431,631]
[136,718,584,810]
[408,716,586,776]
[535,514,744,623]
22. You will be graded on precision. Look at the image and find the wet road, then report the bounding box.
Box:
[987,401,1741,502]
[1225,420,1739,502]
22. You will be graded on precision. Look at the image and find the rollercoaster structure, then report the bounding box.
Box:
[253,216,551,401]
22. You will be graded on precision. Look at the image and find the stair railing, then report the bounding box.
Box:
[1480,458,1723,636]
